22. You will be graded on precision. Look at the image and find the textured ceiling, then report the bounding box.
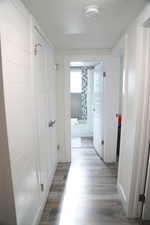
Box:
[22,0,147,49]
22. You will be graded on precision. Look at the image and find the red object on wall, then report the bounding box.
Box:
[118,115,122,126]
[116,114,122,126]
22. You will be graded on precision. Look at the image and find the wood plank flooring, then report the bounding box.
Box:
[40,138,138,225]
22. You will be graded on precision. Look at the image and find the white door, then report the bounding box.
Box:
[45,41,57,171]
[34,29,53,195]
[142,147,150,221]
[93,63,104,158]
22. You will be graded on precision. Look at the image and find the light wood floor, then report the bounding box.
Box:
[40,138,138,225]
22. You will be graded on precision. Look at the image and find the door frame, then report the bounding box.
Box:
[64,54,117,162]
[129,17,150,218]
[137,22,150,219]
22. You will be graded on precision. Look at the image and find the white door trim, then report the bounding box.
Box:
[64,54,111,162]
[127,18,150,218]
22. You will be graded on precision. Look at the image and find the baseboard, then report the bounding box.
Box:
[33,162,57,225]
[117,182,128,215]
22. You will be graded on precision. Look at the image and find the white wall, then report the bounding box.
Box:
[0,35,17,225]
[114,2,150,217]
[71,93,82,119]
[0,0,57,224]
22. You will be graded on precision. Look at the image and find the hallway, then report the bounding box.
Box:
[1,1,150,224]
[40,141,138,225]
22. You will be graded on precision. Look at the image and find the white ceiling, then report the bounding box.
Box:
[22,0,147,49]
[70,61,100,67]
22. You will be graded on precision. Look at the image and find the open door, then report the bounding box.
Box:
[142,144,150,222]
[93,63,104,158]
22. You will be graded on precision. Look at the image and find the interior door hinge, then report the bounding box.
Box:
[55,64,59,71]
[34,43,42,56]
[101,140,104,146]
[103,72,106,78]
[139,194,145,204]
[40,184,44,192]
[34,45,37,56]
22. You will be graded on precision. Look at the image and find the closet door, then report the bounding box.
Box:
[93,63,104,158]
[34,28,52,196]
[45,41,57,172]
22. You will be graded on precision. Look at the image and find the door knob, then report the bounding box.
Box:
[48,120,56,128]
[48,121,53,127]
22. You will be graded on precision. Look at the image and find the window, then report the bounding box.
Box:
[70,70,82,93]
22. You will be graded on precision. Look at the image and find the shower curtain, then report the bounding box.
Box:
[81,67,88,120]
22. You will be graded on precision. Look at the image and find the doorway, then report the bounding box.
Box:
[70,61,105,158]
[64,55,121,164]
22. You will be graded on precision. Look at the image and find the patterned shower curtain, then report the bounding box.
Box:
[81,67,88,120]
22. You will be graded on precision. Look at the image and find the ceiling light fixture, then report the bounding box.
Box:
[85,5,99,17]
